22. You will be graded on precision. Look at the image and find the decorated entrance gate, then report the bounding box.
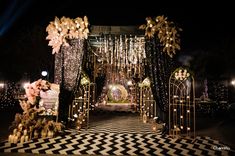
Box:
[46,16,182,130]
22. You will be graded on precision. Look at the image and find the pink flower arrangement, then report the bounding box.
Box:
[24,79,51,105]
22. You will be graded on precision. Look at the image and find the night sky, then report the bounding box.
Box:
[0,0,234,82]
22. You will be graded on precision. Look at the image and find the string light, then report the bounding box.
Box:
[73,114,78,118]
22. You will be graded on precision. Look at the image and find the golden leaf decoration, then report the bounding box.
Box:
[140,15,182,57]
[46,16,89,54]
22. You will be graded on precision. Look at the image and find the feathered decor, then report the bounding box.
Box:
[46,16,89,54]
[139,16,182,57]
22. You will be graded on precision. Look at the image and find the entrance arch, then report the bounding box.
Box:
[168,67,195,138]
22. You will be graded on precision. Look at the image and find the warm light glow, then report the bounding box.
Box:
[187,110,190,113]
[174,109,176,112]
[127,80,133,86]
[152,125,157,131]
[0,83,4,88]
[41,71,48,77]
[73,114,78,118]
[180,126,183,129]
[231,80,235,86]
[174,69,190,80]
[180,115,183,119]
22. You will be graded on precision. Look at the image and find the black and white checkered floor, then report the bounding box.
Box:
[0,111,234,155]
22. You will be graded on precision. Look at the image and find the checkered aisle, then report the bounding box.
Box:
[0,111,234,155]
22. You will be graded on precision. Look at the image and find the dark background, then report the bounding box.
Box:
[0,0,234,83]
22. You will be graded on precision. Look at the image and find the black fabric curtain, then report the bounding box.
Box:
[54,39,85,122]
[145,37,174,122]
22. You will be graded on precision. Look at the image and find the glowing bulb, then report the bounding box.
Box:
[231,80,235,86]
[41,71,48,77]
[187,127,190,130]
[180,126,183,129]
[174,109,176,112]
[0,83,4,88]
[187,110,190,113]
[180,116,183,119]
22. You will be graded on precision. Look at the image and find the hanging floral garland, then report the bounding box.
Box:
[46,16,89,54]
[139,16,182,57]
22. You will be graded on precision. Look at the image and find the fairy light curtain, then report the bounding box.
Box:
[94,34,146,77]
[46,16,89,91]
[140,16,181,119]
[54,39,85,90]
[168,67,195,138]
[145,38,173,114]
[89,34,147,109]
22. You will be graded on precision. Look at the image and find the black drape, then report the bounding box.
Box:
[145,37,174,122]
[54,39,85,122]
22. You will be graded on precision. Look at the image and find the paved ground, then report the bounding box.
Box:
[195,112,235,149]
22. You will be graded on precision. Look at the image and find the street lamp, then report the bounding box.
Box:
[231,79,235,86]
[41,71,48,77]
[41,71,49,80]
